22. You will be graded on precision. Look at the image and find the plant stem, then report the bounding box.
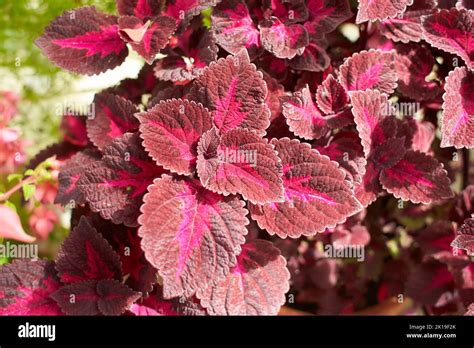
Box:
[0,176,36,202]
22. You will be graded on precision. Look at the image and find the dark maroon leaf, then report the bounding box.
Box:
[52,279,140,315]
[36,7,128,75]
[78,132,164,227]
[87,92,139,151]
[56,216,122,284]
[0,260,63,315]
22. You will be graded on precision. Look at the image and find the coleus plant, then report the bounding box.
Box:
[0,0,473,316]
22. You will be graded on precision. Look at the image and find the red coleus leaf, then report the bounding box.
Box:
[421,8,474,70]
[0,260,63,315]
[281,86,349,140]
[316,74,349,114]
[55,149,100,207]
[378,0,435,43]
[154,27,218,81]
[289,41,331,72]
[415,220,457,254]
[379,150,454,204]
[451,218,474,256]
[90,216,157,293]
[78,132,164,227]
[138,175,248,298]
[339,49,398,94]
[412,121,436,153]
[349,89,389,158]
[138,99,213,175]
[36,7,128,75]
[211,0,261,57]
[61,114,89,147]
[118,15,177,64]
[458,0,474,10]
[191,50,271,136]
[249,138,362,238]
[356,0,414,24]
[262,72,285,121]
[87,92,139,151]
[55,216,122,284]
[263,0,309,24]
[405,259,454,306]
[197,239,290,315]
[116,0,162,19]
[259,18,309,59]
[316,131,367,186]
[441,67,474,149]
[395,43,441,101]
[354,161,383,207]
[304,0,353,39]
[164,0,222,30]
[51,279,140,316]
[196,128,284,204]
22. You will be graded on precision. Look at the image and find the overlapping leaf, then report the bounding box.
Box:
[138,175,248,298]
[0,260,63,315]
[259,18,309,59]
[78,133,164,227]
[56,217,122,284]
[356,0,414,24]
[191,50,271,136]
[421,8,474,70]
[451,218,474,256]
[304,0,353,39]
[52,279,140,315]
[196,128,284,204]
[87,92,139,151]
[441,67,474,149]
[250,138,362,238]
[36,7,128,75]
[339,49,398,94]
[197,240,290,315]
[138,99,213,175]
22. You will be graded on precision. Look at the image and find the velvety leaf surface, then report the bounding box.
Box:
[451,218,474,256]
[0,260,63,315]
[421,8,474,70]
[339,49,398,94]
[289,42,331,73]
[78,133,164,227]
[196,128,284,204]
[138,175,248,298]
[56,216,122,284]
[52,279,140,315]
[249,138,362,238]
[87,92,139,151]
[316,75,349,114]
[118,15,177,64]
[259,18,309,59]
[36,7,128,75]
[211,0,261,58]
[380,150,454,204]
[197,240,290,315]
[441,67,474,149]
[138,99,213,175]
[281,86,329,140]
[356,0,414,24]
[304,0,353,39]
[191,50,271,136]
[164,0,222,29]
[116,0,162,18]
[55,149,101,207]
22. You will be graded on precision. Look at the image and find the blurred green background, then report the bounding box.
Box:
[0,0,142,156]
